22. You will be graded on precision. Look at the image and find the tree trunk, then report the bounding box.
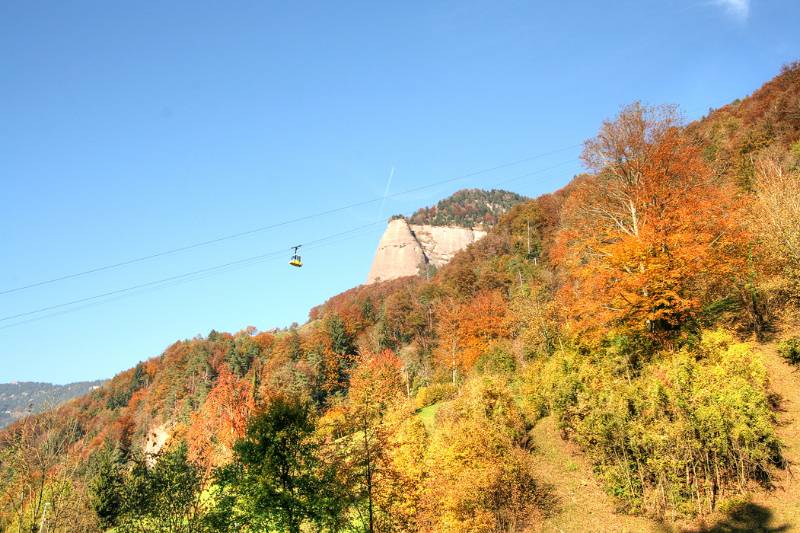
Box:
[363,415,374,533]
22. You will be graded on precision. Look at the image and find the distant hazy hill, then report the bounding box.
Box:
[0,380,106,428]
[407,188,527,228]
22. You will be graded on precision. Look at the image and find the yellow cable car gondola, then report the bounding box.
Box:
[289,245,302,267]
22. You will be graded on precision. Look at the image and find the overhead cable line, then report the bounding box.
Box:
[493,158,577,186]
[0,156,580,330]
[0,220,386,325]
[0,223,387,332]
[0,143,582,296]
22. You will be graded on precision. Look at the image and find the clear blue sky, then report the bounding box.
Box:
[1,1,798,383]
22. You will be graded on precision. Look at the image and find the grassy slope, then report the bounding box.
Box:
[416,402,444,434]
[530,416,662,533]
[748,346,800,530]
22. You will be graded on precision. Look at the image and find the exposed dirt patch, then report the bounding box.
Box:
[748,346,800,530]
[143,422,171,465]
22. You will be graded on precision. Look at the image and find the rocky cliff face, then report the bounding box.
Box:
[410,224,487,267]
[366,218,486,284]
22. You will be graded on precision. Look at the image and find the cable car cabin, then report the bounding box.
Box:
[289,245,302,267]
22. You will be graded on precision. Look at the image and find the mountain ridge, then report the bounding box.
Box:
[367,188,525,284]
[407,188,527,227]
[0,379,106,428]
[366,218,487,284]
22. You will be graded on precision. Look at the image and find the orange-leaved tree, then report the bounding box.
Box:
[554,103,746,339]
[186,366,254,466]
[435,291,510,381]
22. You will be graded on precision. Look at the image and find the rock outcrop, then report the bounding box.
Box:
[144,422,172,465]
[410,224,487,267]
[366,218,486,284]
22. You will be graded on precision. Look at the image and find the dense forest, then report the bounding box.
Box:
[1,63,800,532]
[406,188,527,228]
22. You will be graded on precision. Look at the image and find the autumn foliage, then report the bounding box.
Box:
[555,103,747,339]
[185,366,254,466]
[4,64,800,531]
[434,291,510,376]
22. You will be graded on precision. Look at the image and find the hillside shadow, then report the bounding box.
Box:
[688,503,790,533]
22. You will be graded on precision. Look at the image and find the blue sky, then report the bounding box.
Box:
[1,0,798,383]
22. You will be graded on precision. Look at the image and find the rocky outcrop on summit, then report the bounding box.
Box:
[411,224,487,267]
[366,219,427,284]
[366,218,486,284]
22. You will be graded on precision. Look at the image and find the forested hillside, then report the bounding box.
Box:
[407,188,526,228]
[2,63,800,533]
[688,62,800,189]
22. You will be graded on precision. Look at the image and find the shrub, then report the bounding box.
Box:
[414,382,457,410]
[777,337,800,365]
[475,342,517,375]
[420,377,542,532]
[530,329,782,519]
